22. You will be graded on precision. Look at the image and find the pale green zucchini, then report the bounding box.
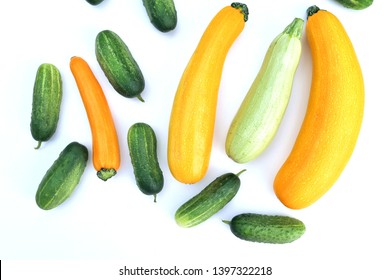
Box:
[225,18,304,163]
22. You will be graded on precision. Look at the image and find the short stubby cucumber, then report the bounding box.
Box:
[333,0,373,10]
[35,142,88,210]
[224,213,306,244]
[175,170,245,228]
[225,18,304,163]
[95,30,145,101]
[127,123,164,202]
[85,0,105,5]
[142,0,177,32]
[30,63,63,149]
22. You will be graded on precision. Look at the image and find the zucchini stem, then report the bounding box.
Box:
[283,18,304,39]
[231,2,249,22]
[307,5,321,18]
[236,169,247,177]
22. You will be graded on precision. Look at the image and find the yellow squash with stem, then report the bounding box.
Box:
[168,3,248,184]
[273,6,365,209]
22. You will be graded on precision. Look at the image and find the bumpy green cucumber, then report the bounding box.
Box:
[224,213,306,244]
[225,18,303,163]
[85,0,104,5]
[142,0,177,32]
[30,63,63,149]
[175,170,245,228]
[333,0,373,10]
[35,142,88,210]
[127,123,164,202]
[95,30,145,101]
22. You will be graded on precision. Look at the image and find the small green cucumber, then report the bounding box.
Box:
[127,123,164,202]
[225,18,304,163]
[95,30,145,101]
[333,0,373,10]
[224,213,306,244]
[142,0,177,32]
[35,142,88,210]
[85,0,105,5]
[175,170,245,228]
[30,63,63,149]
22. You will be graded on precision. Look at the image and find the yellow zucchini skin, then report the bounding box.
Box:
[226,18,303,163]
[30,63,62,149]
[167,3,248,184]
[273,6,365,209]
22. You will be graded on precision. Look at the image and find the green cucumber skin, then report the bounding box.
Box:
[334,0,373,10]
[35,142,88,210]
[30,63,63,149]
[95,30,145,100]
[142,0,177,32]
[175,171,244,228]
[127,123,164,201]
[225,18,303,163]
[226,213,306,244]
[85,0,104,5]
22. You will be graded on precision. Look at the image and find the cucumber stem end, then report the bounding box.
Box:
[34,141,42,150]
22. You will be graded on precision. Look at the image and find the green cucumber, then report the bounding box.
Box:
[224,213,306,244]
[127,123,164,202]
[225,18,304,163]
[35,142,88,210]
[175,170,245,228]
[30,63,63,149]
[333,0,373,10]
[142,0,177,32]
[85,0,104,5]
[95,30,145,101]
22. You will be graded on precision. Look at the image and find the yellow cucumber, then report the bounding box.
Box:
[225,18,304,163]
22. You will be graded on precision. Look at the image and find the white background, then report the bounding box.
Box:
[1,0,390,279]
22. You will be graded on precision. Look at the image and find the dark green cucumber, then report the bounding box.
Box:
[224,213,306,244]
[142,0,177,32]
[175,170,245,228]
[333,0,373,10]
[127,123,164,202]
[95,30,145,101]
[35,142,88,210]
[30,63,62,149]
[85,0,104,5]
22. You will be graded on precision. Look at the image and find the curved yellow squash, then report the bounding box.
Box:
[168,4,248,184]
[273,6,365,209]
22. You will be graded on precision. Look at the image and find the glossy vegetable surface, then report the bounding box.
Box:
[334,0,373,10]
[226,18,303,163]
[224,213,306,244]
[127,123,164,202]
[168,3,248,184]
[96,30,145,101]
[273,6,365,209]
[70,56,120,181]
[36,142,88,210]
[175,170,245,228]
[142,0,177,32]
[30,63,62,149]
